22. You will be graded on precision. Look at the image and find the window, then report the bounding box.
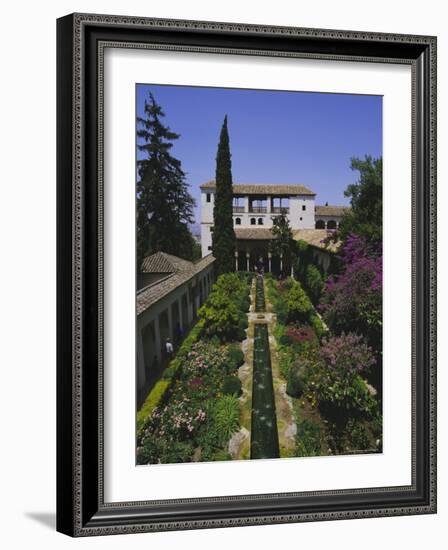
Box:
[210,226,214,233]
[233,196,245,212]
[250,218,256,225]
[235,217,241,225]
[299,217,303,221]
[250,198,267,213]
[208,246,212,250]
[206,193,211,203]
[302,204,306,211]
[258,218,264,225]
[272,197,289,212]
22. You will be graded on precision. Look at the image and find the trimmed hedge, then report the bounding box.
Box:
[136,379,170,431]
[222,375,242,397]
[136,319,205,431]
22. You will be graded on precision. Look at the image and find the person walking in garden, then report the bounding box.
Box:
[165,337,174,359]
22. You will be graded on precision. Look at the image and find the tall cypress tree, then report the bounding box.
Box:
[136,92,196,267]
[212,116,236,274]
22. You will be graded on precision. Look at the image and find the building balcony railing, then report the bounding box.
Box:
[250,206,268,213]
[272,207,290,214]
[233,206,245,213]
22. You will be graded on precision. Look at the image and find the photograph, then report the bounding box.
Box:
[135,84,383,465]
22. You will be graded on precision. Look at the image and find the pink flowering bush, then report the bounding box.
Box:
[320,234,382,354]
[282,325,318,358]
[286,326,316,344]
[307,332,376,412]
[137,340,241,464]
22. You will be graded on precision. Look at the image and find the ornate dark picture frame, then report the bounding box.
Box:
[56,13,437,537]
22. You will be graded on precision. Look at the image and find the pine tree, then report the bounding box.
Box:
[136,92,196,267]
[212,116,236,274]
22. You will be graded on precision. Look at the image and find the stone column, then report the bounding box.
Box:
[235,250,239,272]
[246,251,250,272]
[167,302,173,342]
[177,298,184,332]
[154,314,161,365]
[244,196,249,213]
[137,327,146,392]
[267,196,272,213]
[268,251,272,273]
[280,253,283,275]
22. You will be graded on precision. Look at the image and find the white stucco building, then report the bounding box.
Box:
[136,252,215,406]
[200,181,349,271]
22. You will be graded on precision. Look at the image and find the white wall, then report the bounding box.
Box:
[0,1,446,549]
[289,196,315,229]
[201,190,214,223]
[201,223,213,256]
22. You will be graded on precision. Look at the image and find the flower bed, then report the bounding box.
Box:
[266,274,381,456]
[136,272,250,464]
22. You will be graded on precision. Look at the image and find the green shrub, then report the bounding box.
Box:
[196,396,240,460]
[286,359,309,397]
[222,375,242,397]
[275,300,288,324]
[286,280,313,324]
[295,417,323,457]
[137,438,193,465]
[310,312,326,339]
[161,365,176,380]
[278,347,294,379]
[198,273,250,342]
[214,395,240,441]
[279,332,293,346]
[226,344,245,373]
[199,291,241,341]
[305,264,324,304]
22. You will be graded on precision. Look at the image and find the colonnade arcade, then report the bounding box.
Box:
[234,241,291,275]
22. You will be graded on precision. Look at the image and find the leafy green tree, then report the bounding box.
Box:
[198,292,240,341]
[136,92,196,267]
[339,156,382,245]
[270,209,295,276]
[286,280,313,324]
[212,116,236,275]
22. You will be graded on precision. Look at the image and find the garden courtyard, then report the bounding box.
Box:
[136,233,383,464]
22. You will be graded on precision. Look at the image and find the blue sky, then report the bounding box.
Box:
[136,84,382,227]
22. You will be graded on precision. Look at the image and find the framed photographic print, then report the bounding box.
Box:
[56,13,437,536]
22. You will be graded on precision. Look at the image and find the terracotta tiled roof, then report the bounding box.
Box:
[234,227,340,252]
[137,254,215,315]
[315,205,350,217]
[235,228,274,240]
[293,229,340,252]
[200,180,315,196]
[141,251,194,273]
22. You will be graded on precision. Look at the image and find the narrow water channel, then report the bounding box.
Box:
[250,277,280,459]
[255,276,265,312]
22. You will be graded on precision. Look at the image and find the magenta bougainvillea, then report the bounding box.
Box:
[320,234,382,353]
